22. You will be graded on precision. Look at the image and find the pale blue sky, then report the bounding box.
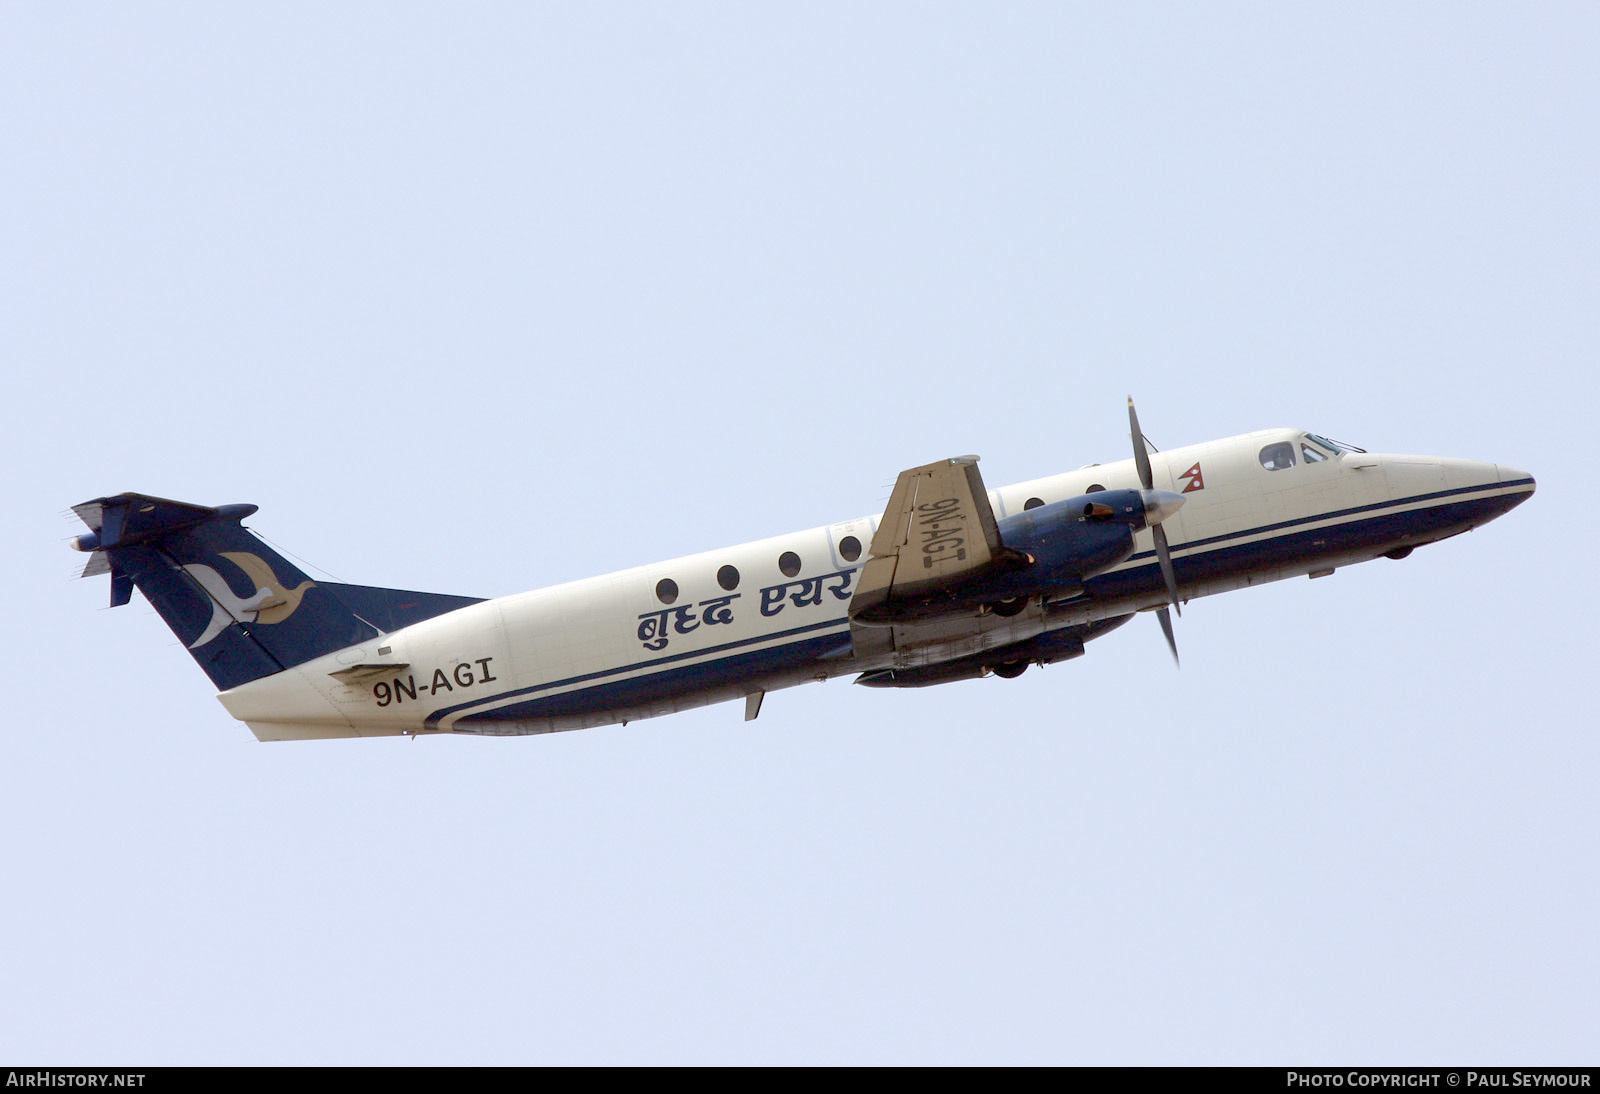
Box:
[3,2,1595,1064]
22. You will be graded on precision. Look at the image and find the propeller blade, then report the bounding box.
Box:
[1152,524,1182,618]
[1156,606,1179,665]
[1130,396,1183,664]
[1128,396,1154,491]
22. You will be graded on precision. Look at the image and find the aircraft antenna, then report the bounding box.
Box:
[251,528,351,584]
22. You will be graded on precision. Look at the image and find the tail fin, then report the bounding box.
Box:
[73,493,482,691]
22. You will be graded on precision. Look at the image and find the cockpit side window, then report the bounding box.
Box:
[1259,442,1296,471]
[1301,443,1329,463]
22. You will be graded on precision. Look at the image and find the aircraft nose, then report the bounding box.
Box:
[1498,465,1536,492]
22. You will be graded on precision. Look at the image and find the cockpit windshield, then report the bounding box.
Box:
[1262,433,1367,471]
[1306,433,1366,455]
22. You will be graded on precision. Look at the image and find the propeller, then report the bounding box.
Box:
[1128,396,1184,665]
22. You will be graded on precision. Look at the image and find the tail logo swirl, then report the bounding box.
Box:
[180,552,316,648]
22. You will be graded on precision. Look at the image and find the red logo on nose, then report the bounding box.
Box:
[1180,463,1205,493]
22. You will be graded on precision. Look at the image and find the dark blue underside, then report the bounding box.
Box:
[442,487,1530,730]
[439,626,850,730]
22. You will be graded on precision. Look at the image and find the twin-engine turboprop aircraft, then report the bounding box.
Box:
[71,401,1534,741]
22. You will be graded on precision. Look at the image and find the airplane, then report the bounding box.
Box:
[69,400,1534,741]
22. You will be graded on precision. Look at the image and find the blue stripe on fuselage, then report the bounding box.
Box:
[1084,486,1526,604]
[427,618,851,730]
[1128,477,1535,562]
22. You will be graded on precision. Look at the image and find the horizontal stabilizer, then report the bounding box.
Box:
[71,494,252,551]
[329,663,411,684]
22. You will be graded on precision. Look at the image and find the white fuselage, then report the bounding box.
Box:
[218,429,1534,741]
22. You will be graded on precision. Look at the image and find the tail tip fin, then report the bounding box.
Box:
[72,494,259,609]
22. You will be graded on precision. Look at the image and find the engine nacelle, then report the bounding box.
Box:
[851,488,1159,626]
[995,488,1152,586]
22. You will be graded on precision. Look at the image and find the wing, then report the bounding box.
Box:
[850,455,1028,625]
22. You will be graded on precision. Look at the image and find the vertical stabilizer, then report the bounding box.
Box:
[72,493,481,690]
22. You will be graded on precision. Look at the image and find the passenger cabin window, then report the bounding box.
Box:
[1023,497,1045,510]
[655,578,679,604]
[838,536,862,562]
[778,551,802,578]
[1301,443,1329,463]
[1259,442,1296,471]
[717,565,740,591]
